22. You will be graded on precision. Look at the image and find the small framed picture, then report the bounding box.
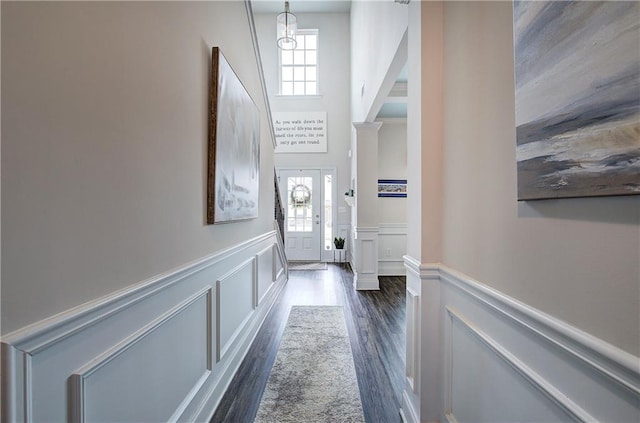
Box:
[378,179,407,198]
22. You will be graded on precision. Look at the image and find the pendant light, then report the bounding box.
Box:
[277,1,297,50]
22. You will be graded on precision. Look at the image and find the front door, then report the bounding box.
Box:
[279,169,321,261]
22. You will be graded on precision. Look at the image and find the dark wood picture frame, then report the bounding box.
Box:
[207,47,260,224]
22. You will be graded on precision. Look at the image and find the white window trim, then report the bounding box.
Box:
[275,94,323,99]
[278,28,320,96]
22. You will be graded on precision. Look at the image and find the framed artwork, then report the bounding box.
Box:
[513,1,639,200]
[208,47,260,223]
[378,179,407,198]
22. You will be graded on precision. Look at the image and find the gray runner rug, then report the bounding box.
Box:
[254,306,365,423]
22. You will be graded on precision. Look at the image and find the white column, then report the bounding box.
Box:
[401,1,445,423]
[351,122,383,290]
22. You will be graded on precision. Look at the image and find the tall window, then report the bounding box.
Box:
[280,29,318,95]
[323,174,333,250]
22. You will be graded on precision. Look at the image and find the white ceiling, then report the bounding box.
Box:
[251,0,352,14]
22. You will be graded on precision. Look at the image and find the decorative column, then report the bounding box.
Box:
[351,122,383,290]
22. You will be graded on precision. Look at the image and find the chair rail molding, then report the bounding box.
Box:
[400,258,640,423]
[1,229,288,423]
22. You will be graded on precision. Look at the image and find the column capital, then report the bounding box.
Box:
[352,121,383,132]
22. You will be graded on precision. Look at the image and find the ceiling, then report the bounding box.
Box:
[251,0,352,14]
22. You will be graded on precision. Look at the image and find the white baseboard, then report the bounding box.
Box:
[400,389,419,423]
[378,260,406,276]
[402,257,640,423]
[1,230,287,423]
[353,273,380,290]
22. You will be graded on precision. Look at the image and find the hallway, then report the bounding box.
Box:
[212,265,406,423]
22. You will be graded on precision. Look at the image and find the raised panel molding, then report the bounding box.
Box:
[405,288,419,393]
[378,223,407,276]
[352,227,380,290]
[272,220,287,283]
[1,229,288,423]
[71,288,213,423]
[361,240,376,272]
[438,266,640,398]
[445,307,594,422]
[401,258,640,423]
[257,245,275,306]
[216,258,256,361]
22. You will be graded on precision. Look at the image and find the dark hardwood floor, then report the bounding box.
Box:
[211,264,406,423]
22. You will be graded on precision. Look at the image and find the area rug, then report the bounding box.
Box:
[254,306,365,423]
[288,262,328,271]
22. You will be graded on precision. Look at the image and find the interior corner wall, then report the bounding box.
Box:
[0,0,3,310]
[378,121,407,224]
[350,1,407,123]
[441,1,640,355]
[377,121,407,275]
[253,12,351,230]
[1,1,275,335]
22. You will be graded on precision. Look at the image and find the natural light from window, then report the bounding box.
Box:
[280,30,318,95]
[324,174,332,250]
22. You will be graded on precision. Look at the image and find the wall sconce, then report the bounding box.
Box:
[344,189,355,207]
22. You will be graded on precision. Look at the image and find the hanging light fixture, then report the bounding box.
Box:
[277,1,297,50]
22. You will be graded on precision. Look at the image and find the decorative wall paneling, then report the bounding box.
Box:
[378,223,407,276]
[352,227,380,290]
[1,230,287,422]
[401,258,640,423]
[272,220,287,283]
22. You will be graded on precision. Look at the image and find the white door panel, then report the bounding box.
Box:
[279,169,321,261]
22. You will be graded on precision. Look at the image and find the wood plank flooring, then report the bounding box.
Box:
[211,264,406,423]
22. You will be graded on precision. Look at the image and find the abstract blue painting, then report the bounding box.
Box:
[513,1,640,200]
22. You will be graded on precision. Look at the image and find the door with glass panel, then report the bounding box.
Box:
[279,169,321,261]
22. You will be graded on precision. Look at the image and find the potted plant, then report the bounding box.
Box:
[333,237,346,264]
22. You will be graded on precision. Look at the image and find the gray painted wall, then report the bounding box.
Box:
[378,121,407,224]
[1,1,275,334]
[350,1,407,122]
[441,1,640,355]
[254,12,351,229]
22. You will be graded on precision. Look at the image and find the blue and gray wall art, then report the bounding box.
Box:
[514,1,639,200]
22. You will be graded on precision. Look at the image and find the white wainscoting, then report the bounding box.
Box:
[401,258,640,423]
[378,223,407,276]
[1,229,287,423]
[352,227,380,290]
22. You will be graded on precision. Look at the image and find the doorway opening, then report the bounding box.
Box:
[277,167,336,262]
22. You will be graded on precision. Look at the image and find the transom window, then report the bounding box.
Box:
[280,29,318,96]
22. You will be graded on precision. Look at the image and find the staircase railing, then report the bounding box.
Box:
[274,171,285,242]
